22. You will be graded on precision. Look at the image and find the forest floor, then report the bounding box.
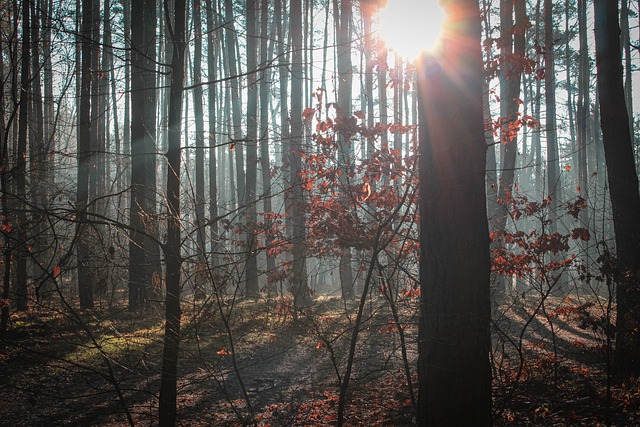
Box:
[0,293,639,426]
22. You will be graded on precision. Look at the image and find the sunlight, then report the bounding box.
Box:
[378,0,445,60]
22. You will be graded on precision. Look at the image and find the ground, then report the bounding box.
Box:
[0,294,638,426]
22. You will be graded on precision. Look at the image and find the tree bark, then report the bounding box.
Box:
[205,0,219,262]
[192,0,208,297]
[593,0,640,381]
[158,0,186,424]
[289,0,310,309]
[544,0,561,218]
[417,0,492,424]
[77,0,96,310]
[245,0,259,297]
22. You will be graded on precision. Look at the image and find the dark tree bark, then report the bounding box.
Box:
[128,0,157,310]
[593,0,640,381]
[621,0,633,142]
[417,0,492,425]
[0,16,12,333]
[493,0,526,300]
[15,0,30,311]
[158,0,186,424]
[77,0,96,310]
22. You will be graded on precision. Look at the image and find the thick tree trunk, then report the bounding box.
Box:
[593,0,640,381]
[417,0,492,425]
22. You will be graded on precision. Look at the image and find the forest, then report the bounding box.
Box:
[0,0,639,425]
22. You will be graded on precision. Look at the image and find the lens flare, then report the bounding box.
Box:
[378,0,445,60]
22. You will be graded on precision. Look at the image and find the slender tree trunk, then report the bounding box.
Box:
[336,0,354,301]
[544,0,561,218]
[289,0,310,309]
[593,0,640,381]
[77,0,95,310]
[621,0,634,144]
[533,0,543,196]
[105,0,122,195]
[259,0,276,279]
[205,0,219,262]
[158,0,186,424]
[29,0,48,300]
[224,0,245,208]
[0,20,12,332]
[15,0,30,311]
[417,0,492,424]
[245,0,260,297]
[192,0,208,297]
[576,0,589,216]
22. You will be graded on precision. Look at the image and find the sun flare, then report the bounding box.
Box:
[377,0,445,60]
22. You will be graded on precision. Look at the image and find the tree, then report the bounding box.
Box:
[76,0,97,310]
[245,0,259,297]
[192,0,207,296]
[417,0,492,424]
[158,0,186,423]
[544,0,561,218]
[593,0,640,381]
[336,0,354,301]
[15,0,30,311]
[205,0,219,263]
[288,0,310,310]
[129,0,158,310]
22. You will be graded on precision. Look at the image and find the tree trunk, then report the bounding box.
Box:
[621,0,634,144]
[158,0,186,424]
[417,0,492,424]
[544,0,561,218]
[205,0,219,262]
[224,0,245,208]
[289,0,310,309]
[336,0,354,301]
[77,0,95,310]
[259,0,276,280]
[245,0,259,297]
[15,0,30,311]
[128,0,157,309]
[576,0,589,222]
[192,0,208,297]
[593,0,640,381]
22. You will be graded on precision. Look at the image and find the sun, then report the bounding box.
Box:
[377,0,445,60]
